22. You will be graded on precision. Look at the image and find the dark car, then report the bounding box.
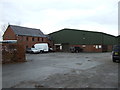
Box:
[70,46,83,53]
[112,45,120,62]
[49,48,54,52]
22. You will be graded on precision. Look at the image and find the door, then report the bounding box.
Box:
[102,45,108,52]
[62,43,70,52]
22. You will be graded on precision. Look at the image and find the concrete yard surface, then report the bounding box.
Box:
[2,52,119,88]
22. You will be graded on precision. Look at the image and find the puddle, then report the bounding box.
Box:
[35,84,45,88]
[87,59,91,61]
[76,63,82,65]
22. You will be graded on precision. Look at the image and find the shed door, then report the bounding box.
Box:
[62,43,69,52]
[102,45,108,52]
[56,45,61,51]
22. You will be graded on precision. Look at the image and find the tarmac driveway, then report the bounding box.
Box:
[2,52,119,88]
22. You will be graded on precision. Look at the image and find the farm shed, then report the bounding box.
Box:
[117,35,120,45]
[49,28,117,52]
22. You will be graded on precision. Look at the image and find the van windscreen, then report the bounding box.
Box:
[113,46,120,51]
[32,45,35,48]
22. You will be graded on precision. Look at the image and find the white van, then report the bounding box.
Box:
[33,43,49,53]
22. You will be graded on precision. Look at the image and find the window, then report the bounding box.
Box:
[26,46,28,49]
[96,45,98,49]
[26,37,28,41]
[32,37,34,41]
[38,37,39,41]
[99,45,102,48]
[42,38,43,42]
[60,46,62,50]
[82,45,86,48]
[83,37,85,39]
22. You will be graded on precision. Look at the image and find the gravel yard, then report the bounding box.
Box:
[2,52,119,88]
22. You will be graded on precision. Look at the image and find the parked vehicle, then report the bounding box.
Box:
[26,43,49,54]
[33,43,49,53]
[26,48,40,54]
[70,46,83,53]
[49,47,54,52]
[112,45,120,62]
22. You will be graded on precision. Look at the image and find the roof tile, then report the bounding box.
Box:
[10,25,46,37]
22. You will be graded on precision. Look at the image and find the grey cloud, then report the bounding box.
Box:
[0,0,119,39]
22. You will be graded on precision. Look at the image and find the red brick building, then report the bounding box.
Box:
[3,25,53,50]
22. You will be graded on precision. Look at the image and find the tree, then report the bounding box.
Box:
[1,23,9,32]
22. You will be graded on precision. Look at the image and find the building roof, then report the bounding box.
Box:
[49,28,116,37]
[49,28,117,45]
[0,40,17,43]
[9,25,46,37]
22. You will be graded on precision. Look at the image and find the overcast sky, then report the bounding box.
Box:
[0,0,119,40]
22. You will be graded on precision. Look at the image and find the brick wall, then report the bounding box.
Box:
[3,27,17,40]
[71,44,113,52]
[71,45,102,52]
[2,43,26,64]
[84,45,102,52]
[17,35,53,49]
[107,45,113,52]
[3,27,53,50]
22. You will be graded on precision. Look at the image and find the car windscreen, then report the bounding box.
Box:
[113,46,120,52]
[27,48,31,50]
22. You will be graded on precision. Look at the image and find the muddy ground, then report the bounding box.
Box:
[2,52,119,88]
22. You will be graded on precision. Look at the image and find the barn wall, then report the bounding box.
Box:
[49,29,116,52]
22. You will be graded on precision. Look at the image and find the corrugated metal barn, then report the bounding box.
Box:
[117,35,120,45]
[49,28,117,52]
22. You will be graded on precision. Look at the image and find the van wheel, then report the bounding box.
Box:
[40,50,43,53]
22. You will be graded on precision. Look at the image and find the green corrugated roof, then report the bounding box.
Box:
[49,28,117,45]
